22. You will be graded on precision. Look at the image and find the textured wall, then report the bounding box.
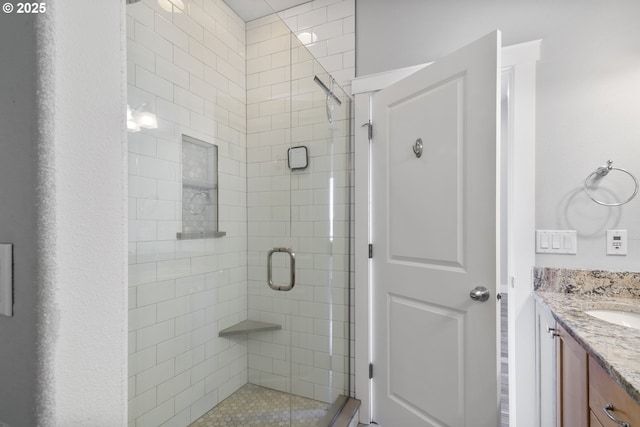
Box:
[1,1,127,425]
[48,0,128,424]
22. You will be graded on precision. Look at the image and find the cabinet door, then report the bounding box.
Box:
[557,324,588,427]
[535,301,556,426]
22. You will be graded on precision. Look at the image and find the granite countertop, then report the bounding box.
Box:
[534,290,640,404]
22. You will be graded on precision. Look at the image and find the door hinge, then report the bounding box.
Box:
[369,363,373,379]
[362,121,372,140]
[368,244,373,259]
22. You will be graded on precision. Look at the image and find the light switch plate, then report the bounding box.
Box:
[0,244,13,317]
[536,230,577,254]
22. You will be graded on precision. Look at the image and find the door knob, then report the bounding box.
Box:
[470,286,490,302]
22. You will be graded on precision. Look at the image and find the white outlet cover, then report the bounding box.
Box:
[0,244,13,317]
[606,230,627,256]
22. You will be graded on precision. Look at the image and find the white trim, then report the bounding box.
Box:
[354,40,540,425]
[351,63,431,95]
[351,40,541,96]
[354,92,372,421]
[504,41,539,427]
[502,39,541,66]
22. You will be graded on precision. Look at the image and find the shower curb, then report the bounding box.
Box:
[329,397,361,427]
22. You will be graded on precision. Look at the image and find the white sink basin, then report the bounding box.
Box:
[585,309,640,330]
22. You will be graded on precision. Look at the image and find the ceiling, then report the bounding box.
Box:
[223,0,311,22]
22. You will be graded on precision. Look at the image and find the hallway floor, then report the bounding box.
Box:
[501,293,509,426]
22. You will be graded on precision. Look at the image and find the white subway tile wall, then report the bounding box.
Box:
[278,0,355,95]
[127,0,247,425]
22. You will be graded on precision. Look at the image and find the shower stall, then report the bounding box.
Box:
[126,1,352,426]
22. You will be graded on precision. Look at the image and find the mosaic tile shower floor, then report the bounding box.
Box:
[189,383,330,427]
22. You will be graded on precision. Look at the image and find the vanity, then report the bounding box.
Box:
[533,267,640,427]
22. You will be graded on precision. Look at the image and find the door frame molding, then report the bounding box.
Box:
[352,40,540,425]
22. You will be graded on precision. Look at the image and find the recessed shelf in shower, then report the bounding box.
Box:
[177,134,226,240]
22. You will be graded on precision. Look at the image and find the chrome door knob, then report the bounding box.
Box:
[469,286,490,302]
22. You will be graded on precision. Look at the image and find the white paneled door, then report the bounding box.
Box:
[371,31,501,426]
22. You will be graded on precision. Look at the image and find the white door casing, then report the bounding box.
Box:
[370,31,501,426]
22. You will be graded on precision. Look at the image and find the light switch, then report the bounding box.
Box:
[540,234,550,249]
[0,244,13,317]
[563,235,573,250]
[536,230,577,254]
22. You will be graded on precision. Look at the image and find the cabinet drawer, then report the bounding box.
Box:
[589,355,640,427]
[591,410,605,427]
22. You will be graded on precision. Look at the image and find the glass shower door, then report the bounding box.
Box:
[288,32,353,424]
[245,18,352,426]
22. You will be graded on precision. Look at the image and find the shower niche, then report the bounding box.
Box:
[177,134,225,239]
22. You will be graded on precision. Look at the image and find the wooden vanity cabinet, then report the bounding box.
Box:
[554,322,640,427]
[589,354,640,427]
[557,323,589,427]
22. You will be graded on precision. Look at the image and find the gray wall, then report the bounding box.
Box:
[0,12,39,427]
[356,0,640,270]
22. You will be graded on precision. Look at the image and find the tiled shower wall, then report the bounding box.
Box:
[246,15,352,404]
[278,0,355,95]
[126,1,248,425]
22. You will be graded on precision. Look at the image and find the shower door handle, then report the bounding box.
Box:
[267,247,296,291]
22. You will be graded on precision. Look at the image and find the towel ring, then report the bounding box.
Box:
[583,160,639,206]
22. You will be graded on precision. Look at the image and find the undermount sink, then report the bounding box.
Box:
[584,309,640,330]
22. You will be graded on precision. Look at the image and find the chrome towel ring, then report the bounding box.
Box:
[583,160,639,206]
